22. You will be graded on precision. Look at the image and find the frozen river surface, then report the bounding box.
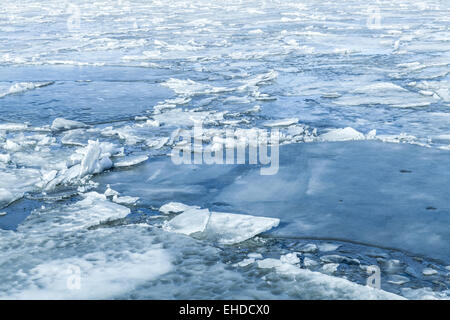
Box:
[0,0,449,299]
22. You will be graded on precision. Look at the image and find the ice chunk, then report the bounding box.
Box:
[50,192,128,231]
[10,247,172,299]
[320,255,359,265]
[422,268,438,276]
[258,258,403,299]
[303,257,319,267]
[318,243,341,252]
[0,188,20,208]
[114,155,148,168]
[0,123,28,131]
[162,208,211,235]
[319,127,365,142]
[263,118,299,128]
[162,78,232,96]
[4,140,21,151]
[280,253,300,265]
[248,253,263,259]
[322,263,339,274]
[159,202,198,214]
[78,140,114,178]
[0,154,10,163]
[257,258,283,269]
[388,275,410,285]
[104,185,119,197]
[0,82,54,98]
[233,258,255,267]
[204,211,280,244]
[112,195,139,205]
[51,118,88,131]
[299,243,317,253]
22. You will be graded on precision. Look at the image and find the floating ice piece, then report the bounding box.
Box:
[159,202,199,214]
[319,127,365,142]
[321,92,341,98]
[320,255,360,265]
[162,208,211,235]
[280,253,300,265]
[0,123,28,131]
[0,188,20,208]
[51,118,88,131]
[259,258,402,299]
[204,211,280,244]
[318,243,341,252]
[104,185,119,197]
[153,108,226,127]
[257,258,283,269]
[388,275,410,285]
[233,258,255,267]
[263,118,298,127]
[0,82,54,98]
[61,129,89,146]
[303,257,319,267]
[112,195,139,205]
[4,140,21,151]
[422,268,438,276]
[0,154,10,163]
[78,140,114,178]
[322,263,339,274]
[35,170,58,189]
[18,192,130,233]
[162,78,232,96]
[248,253,263,259]
[0,211,7,216]
[145,119,160,127]
[401,287,450,300]
[63,192,129,229]
[300,243,318,253]
[114,155,148,168]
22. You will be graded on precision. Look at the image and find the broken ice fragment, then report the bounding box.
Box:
[51,118,88,131]
[162,208,211,235]
[112,195,139,205]
[159,202,199,214]
[114,155,148,168]
[319,127,365,142]
[204,211,280,244]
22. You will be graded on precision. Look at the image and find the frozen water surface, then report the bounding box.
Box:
[0,0,449,299]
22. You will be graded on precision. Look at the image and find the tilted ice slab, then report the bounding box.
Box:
[161,204,280,244]
[163,208,211,235]
[50,118,88,131]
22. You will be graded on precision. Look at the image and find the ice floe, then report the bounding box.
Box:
[0,82,54,98]
[114,155,148,168]
[51,118,88,131]
[160,202,279,244]
[162,208,211,235]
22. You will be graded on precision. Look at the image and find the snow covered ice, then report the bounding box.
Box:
[0,0,450,300]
